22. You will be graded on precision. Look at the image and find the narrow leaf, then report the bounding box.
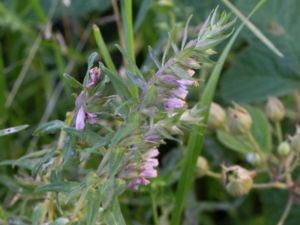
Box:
[0,124,29,137]
[63,73,83,89]
[34,120,66,136]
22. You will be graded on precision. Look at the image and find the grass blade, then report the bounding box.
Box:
[5,36,42,108]
[30,0,47,24]
[0,47,5,124]
[121,0,136,64]
[121,0,139,98]
[170,1,266,225]
[93,25,118,74]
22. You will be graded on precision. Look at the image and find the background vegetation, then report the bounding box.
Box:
[1,0,300,224]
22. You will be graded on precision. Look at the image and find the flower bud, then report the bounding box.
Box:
[196,156,209,177]
[277,141,291,156]
[227,104,252,135]
[208,102,226,131]
[265,96,285,122]
[246,152,262,166]
[222,165,255,197]
[290,127,300,153]
[180,109,202,124]
[158,0,173,7]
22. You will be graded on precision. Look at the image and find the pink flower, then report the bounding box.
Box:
[163,97,186,115]
[86,112,97,124]
[76,106,85,130]
[75,106,97,130]
[128,148,159,190]
[171,86,188,99]
[144,126,161,143]
[86,67,101,88]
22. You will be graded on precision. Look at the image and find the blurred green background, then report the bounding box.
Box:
[1,0,300,224]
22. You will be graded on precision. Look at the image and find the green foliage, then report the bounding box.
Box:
[220,0,300,102]
[1,0,300,225]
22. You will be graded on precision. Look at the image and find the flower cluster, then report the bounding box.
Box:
[127,148,159,190]
[158,67,198,116]
[120,124,164,190]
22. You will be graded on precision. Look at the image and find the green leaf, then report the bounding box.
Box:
[222,0,283,57]
[103,200,126,225]
[217,130,252,154]
[220,0,300,102]
[63,73,83,89]
[0,206,7,223]
[62,135,76,167]
[34,120,66,136]
[32,149,56,176]
[32,203,44,225]
[36,182,79,193]
[143,85,157,106]
[111,112,141,146]
[100,64,132,100]
[108,147,125,177]
[86,187,102,225]
[0,148,52,172]
[83,52,98,86]
[246,105,272,152]
[0,124,29,137]
[63,126,82,138]
[87,52,98,70]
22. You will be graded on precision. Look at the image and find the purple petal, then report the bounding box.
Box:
[86,67,101,88]
[159,75,177,85]
[140,177,150,185]
[86,112,97,124]
[171,86,188,99]
[143,158,159,167]
[141,169,157,178]
[145,148,159,158]
[177,79,194,86]
[163,97,186,115]
[76,106,86,130]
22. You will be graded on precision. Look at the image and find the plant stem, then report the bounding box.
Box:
[246,132,265,163]
[277,193,293,225]
[111,0,125,49]
[206,171,222,179]
[275,122,283,144]
[253,182,288,190]
[151,190,159,225]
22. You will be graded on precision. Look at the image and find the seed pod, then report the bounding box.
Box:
[227,104,252,135]
[196,156,209,177]
[222,165,255,197]
[208,102,226,131]
[277,141,291,156]
[265,96,285,122]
